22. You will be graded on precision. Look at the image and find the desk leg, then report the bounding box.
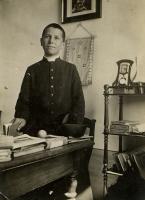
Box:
[64,175,78,199]
[67,175,78,193]
[64,152,80,199]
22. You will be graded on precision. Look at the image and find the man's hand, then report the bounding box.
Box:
[12,118,26,132]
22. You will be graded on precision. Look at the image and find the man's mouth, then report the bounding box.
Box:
[47,46,55,48]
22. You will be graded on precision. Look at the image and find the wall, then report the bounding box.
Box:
[0,0,60,125]
[0,0,145,150]
[64,0,145,150]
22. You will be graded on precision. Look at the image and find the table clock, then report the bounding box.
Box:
[112,59,134,86]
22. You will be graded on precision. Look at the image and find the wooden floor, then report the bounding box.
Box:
[88,148,117,200]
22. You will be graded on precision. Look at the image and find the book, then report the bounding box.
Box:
[0,149,11,156]
[113,153,123,172]
[13,134,46,150]
[117,153,127,172]
[0,135,14,149]
[131,152,145,179]
[0,156,12,162]
[113,145,145,179]
[46,138,65,149]
[111,120,139,125]
[121,153,132,168]
[0,149,12,162]
[110,120,140,135]
[12,134,47,157]
[0,135,14,162]
[13,144,45,157]
[113,152,133,173]
[44,135,68,149]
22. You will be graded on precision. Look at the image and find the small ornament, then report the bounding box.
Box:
[38,130,47,138]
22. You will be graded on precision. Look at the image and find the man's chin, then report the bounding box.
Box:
[45,51,56,56]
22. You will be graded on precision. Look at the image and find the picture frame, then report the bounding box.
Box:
[61,0,102,24]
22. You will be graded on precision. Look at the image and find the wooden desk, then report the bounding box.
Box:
[0,140,93,200]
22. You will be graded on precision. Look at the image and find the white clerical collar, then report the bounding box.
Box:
[44,55,60,62]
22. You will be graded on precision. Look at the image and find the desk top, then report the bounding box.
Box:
[0,140,94,172]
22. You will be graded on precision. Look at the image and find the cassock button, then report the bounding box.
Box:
[51,93,54,96]
[51,76,54,80]
[51,85,54,88]
[50,68,54,72]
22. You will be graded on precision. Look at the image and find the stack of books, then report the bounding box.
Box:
[13,134,47,157]
[129,146,145,180]
[113,145,145,179]
[0,131,92,161]
[0,135,14,162]
[113,152,132,173]
[110,120,140,135]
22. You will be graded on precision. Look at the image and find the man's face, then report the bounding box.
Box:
[41,27,64,56]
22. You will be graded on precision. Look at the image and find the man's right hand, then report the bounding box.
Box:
[12,118,26,132]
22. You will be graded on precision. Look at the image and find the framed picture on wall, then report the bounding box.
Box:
[61,0,102,24]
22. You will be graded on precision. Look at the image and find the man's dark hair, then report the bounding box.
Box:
[42,23,65,42]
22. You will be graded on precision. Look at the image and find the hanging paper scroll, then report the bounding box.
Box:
[65,37,94,86]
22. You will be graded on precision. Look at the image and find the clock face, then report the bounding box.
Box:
[118,76,128,85]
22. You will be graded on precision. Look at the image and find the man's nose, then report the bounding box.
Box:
[49,36,54,43]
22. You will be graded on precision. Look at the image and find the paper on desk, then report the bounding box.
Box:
[68,135,93,143]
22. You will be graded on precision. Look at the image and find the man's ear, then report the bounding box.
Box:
[62,41,65,48]
[40,38,43,46]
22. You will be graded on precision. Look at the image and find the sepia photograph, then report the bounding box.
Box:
[72,0,92,13]
[0,0,145,200]
[62,0,101,23]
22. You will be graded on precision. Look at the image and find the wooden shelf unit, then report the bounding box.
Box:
[103,84,145,194]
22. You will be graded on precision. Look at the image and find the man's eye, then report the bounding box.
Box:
[44,35,50,38]
[54,36,60,40]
